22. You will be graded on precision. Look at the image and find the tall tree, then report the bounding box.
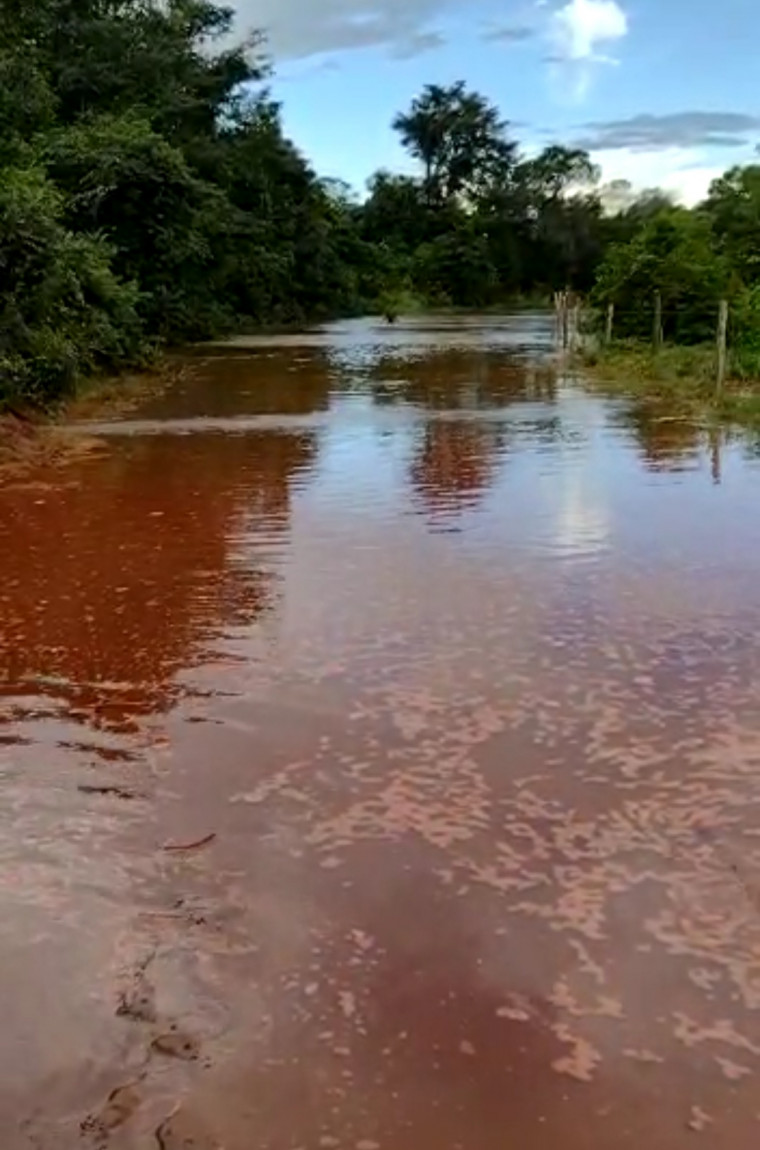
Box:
[517,146,598,203]
[515,147,602,291]
[703,165,760,284]
[392,82,516,204]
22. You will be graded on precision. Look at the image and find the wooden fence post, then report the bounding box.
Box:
[716,299,728,393]
[652,291,663,352]
[605,302,614,345]
[572,301,582,351]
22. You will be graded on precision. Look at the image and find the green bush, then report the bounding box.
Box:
[0,165,145,403]
[591,208,730,344]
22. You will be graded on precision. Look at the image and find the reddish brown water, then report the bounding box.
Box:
[2,315,760,1149]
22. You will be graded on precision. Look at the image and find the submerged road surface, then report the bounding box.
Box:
[1,315,760,1148]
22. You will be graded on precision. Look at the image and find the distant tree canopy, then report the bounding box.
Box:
[1,2,759,406]
[392,81,517,205]
[366,83,607,307]
[591,167,760,348]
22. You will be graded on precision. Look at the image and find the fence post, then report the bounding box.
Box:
[605,302,615,345]
[569,301,579,350]
[716,299,729,393]
[652,291,663,352]
[562,292,570,351]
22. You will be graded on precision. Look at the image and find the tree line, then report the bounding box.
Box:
[591,170,760,371]
[2,0,760,407]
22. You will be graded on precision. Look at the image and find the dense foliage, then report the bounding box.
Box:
[366,88,607,309]
[591,168,760,362]
[0,2,613,404]
[2,1,759,405]
[0,0,375,403]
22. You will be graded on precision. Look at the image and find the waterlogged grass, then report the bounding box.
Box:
[62,361,179,421]
[718,390,760,425]
[579,340,760,428]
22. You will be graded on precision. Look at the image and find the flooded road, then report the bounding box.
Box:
[2,314,760,1148]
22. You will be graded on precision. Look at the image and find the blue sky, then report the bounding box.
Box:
[229,0,760,204]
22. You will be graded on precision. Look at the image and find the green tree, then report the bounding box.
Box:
[362,171,430,253]
[0,1,372,403]
[703,166,760,285]
[517,146,598,203]
[0,165,142,403]
[413,226,497,307]
[513,147,602,291]
[592,207,729,343]
[45,113,232,337]
[392,82,516,204]
[0,49,55,166]
[9,0,259,132]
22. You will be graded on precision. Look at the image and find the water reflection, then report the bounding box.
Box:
[343,346,557,412]
[614,398,704,473]
[0,431,315,732]
[142,350,333,420]
[377,351,555,410]
[410,420,508,525]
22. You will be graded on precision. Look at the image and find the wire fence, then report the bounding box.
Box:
[553,291,737,391]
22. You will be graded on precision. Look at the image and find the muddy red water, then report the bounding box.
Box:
[2,315,760,1149]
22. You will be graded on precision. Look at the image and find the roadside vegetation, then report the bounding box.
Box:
[581,342,760,428]
[581,174,760,423]
[3,1,760,414]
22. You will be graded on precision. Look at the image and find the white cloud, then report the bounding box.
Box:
[551,0,628,61]
[555,467,611,559]
[230,0,453,60]
[594,147,724,206]
[547,0,628,99]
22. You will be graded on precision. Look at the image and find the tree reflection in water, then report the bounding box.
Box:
[0,430,317,731]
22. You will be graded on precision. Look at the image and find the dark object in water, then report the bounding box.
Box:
[152,1029,201,1061]
[163,832,217,853]
[384,312,398,324]
[78,783,140,800]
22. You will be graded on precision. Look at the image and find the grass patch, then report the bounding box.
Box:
[62,358,184,421]
[0,357,187,480]
[578,339,760,427]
